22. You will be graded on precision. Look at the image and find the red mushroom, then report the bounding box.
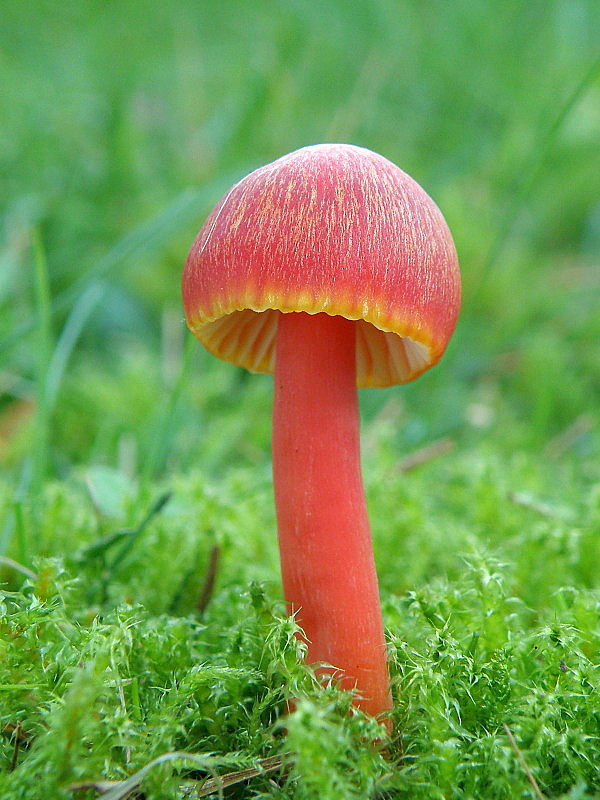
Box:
[182,144,460,721]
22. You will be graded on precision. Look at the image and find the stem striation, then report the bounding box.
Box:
[272,311,391,719]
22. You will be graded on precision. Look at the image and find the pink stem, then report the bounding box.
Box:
[272,311,392,719]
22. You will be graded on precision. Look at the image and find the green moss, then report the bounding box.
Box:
[0,451,599,797]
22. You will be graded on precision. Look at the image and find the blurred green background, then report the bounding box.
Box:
[1,0,599,487]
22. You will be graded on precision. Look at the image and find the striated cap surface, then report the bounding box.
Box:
[182,143,461,387]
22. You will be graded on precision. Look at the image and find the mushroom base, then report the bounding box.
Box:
[272,310,392,721]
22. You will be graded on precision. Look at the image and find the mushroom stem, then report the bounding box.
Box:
[272,311,392,719]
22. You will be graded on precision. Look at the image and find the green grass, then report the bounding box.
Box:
[1,0,600,797]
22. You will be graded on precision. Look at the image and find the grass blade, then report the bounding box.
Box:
[30,232,53,493]
[46,280,109,409]
[482,52,600,281]
[0,177,246,357]
[143,332,196,480]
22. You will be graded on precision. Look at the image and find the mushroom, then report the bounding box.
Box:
[182,143,461,721]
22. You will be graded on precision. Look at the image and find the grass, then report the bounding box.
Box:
[1,0,600,797]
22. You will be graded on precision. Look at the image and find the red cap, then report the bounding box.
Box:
[183,143,461,387]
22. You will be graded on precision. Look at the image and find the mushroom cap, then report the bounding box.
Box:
[182,143,461,387]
